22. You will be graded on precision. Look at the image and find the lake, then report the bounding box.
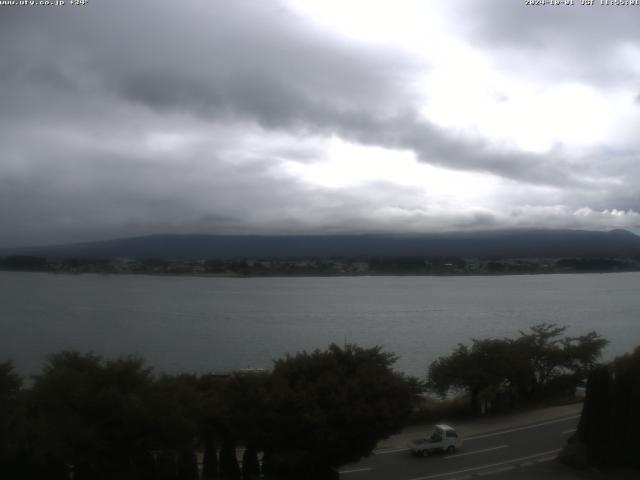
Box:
[1,271,639,377]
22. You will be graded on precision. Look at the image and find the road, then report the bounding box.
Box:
[339,414,579,480]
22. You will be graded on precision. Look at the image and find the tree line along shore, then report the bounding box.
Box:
[3,254,640,276]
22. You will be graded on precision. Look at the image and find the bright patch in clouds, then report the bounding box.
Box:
[425,77,622,153]
[290,0,635,154]
[286,137,502,206]
[287,0,440,47]
[284,138,416,189]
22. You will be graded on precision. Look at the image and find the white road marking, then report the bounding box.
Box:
[465,415,580,441]
[339,467,373,474]
[374,447,410,455]
[535,455,557,463]
[407,449,561,480]
[477,465,515,476]
[444,445,508,459]
[562,428,577,435]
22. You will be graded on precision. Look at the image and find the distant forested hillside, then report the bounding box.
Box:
[2,229,640,260]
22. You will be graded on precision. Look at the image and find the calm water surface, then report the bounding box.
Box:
[1,271,639,377]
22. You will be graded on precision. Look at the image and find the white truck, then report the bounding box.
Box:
[408,424,463,456]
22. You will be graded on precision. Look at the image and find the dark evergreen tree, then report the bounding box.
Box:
[241,446,260,479]
[0,362,25,479]
[177,449,199,480]
[578,365,612,466]
[576,347,640,468]
[219,434,241,479]
[201,433,219,479]
[156,451,178,480]
[610,347,640,468]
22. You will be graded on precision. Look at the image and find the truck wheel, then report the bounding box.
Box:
[446,446,456,454]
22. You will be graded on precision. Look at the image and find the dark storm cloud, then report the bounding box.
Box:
[0,0,411,244]
[109,63,587,187]
[0,0,591,186]
[0,130,315,246]
[1,0,639,245]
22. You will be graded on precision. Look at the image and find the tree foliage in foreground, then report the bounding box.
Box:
[260,344,415,478]
[428,323,607,414]
[0,361,23,477]
[578,346,640,468]
[29,352,158,479]
[0,344,415,480]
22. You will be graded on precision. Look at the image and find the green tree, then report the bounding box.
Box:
[0,361,24,477]
[200,432,218,480]
[218,434,240,479]
[428,324,607,414]
[196,373,232,479]
[29,351,156,479]
[577,347,640,468]
[577,365,613,466]
[147,374,203,479]
[260,344,414,479]
[428,338,520,414]
[610,347,640,467]
[514,324,607,398]
[514,323,569,392]
[241,447,260,479]
[217,372,269,479]
[561,331,609,380]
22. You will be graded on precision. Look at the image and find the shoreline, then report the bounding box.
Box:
[2,269,640,279]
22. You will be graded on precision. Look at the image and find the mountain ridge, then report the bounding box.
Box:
[3,229,640,260]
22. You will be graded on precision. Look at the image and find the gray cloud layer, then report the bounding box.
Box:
[1,0,640,246]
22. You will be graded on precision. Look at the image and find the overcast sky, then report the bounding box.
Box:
[2,0,640,246]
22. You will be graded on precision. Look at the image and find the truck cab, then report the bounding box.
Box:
[408,424,463,456]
